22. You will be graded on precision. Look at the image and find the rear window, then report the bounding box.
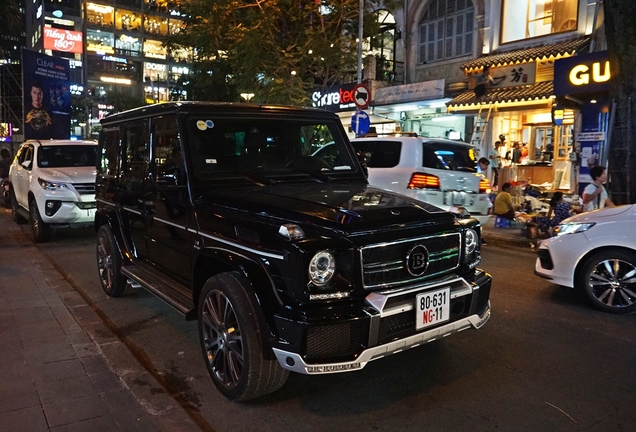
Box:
[422,141,476,172]
[350,140,401,168]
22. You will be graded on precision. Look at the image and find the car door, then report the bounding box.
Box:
[119,120,150,261]
[12,144,34,208]
[144,115,193,284]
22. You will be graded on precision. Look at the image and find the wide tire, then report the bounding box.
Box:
[198,272,289,401]
[575,249,636,314]
[10,190,26,224]
[96,225,130,297]
[29,199,50,242]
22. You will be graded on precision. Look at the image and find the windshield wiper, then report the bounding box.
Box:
[289,167,333,182]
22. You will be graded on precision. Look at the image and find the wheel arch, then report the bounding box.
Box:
[574,245,636,282]
[191,248,284,340]
[94,210,132,266]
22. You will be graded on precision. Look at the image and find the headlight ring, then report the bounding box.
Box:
[308,251,336,286]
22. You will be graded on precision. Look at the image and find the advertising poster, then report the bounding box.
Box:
[23,50,71,140]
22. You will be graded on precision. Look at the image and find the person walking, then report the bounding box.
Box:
[582,165,615,212]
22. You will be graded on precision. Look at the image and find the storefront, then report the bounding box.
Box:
[446,38,591,193]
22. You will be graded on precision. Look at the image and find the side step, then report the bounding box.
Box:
[16,206,30,222]
[121,261,194,316]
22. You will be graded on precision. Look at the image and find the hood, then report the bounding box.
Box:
[196,182,456,232]
[37,166,97,184]
[564,204,635,223]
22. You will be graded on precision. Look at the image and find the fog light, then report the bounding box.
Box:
[45,200,62,216]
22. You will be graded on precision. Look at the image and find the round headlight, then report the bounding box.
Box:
[308,251,336,286]
[465,228,478,255]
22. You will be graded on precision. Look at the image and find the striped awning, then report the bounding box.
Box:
[447,81,554,108]
[461,37,591,73]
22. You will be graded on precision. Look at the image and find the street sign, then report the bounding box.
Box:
[351,110,370,136]
[353,83,370,110]
[577,132,606,141]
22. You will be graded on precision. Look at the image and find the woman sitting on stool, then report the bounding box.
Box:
[494,182,516,220]
[535,192,580,235]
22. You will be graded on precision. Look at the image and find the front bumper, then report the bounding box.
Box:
[34,189,96,226]
[272,270,492,375]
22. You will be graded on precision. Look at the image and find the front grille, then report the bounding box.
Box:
[73,183,95,195]
[360,233,461,289]
[305,321,365,360]
[537,249,553,270]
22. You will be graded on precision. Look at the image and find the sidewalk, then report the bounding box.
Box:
[480,215,542,250]
[0,208,198,432]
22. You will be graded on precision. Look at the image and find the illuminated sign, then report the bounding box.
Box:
[489,63,536,88]
[87,43,115,54]
[36,5,43,19]
[144,62,166,72]
[552,104,564,126]
[312,82,359,112]
[103,55,127,63]
[100,76,132,85]
[144,52,166,60]
[554,51,611,96]
[43,28,83,54]
[569,62,610,86]
[87,3,113,14]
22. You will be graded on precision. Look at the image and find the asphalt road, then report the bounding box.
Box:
[20,225,636,432]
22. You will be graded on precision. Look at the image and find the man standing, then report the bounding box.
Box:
[582,165,615,212]
[489,141,502,188]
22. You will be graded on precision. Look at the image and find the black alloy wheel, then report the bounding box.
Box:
[198,272,288,401]
[29,199,50,242]
[96,225,129,297]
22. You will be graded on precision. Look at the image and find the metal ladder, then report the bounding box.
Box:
[470,102,495,155]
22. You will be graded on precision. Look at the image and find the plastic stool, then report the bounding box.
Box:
[494,215,513,228]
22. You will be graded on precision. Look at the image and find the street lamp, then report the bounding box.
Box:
[240,93,255,102]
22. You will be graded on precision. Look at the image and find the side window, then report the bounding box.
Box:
[99,128,120,177]
[351,141,401,168]
[151,115,181,182]
[18,145,34,169]
[121,120,149,181]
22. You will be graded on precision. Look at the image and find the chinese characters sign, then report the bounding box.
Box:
[490,63,537,88]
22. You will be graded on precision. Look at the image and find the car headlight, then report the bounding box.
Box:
[465,228,478,255]
[38,178,67,191]
[554,222,596,236]
[308,251,336,286]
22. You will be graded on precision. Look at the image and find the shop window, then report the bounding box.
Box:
[501,0,579,44]
[418,0,474,64]
[556,125,573,160]
[144,39,167,60]
[144,17,169,36]
[86,3,114,28]
[86,29,115,54]
[169,19,185,35]
[116,9,141,32]
[116,34,142,57]
[170,47,192,63]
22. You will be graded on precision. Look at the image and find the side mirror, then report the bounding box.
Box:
[448,205,471,219]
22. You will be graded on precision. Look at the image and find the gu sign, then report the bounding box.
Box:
[43,28,83,54]
[553,51,611,96]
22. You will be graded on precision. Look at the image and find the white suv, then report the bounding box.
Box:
[349,136,492,220]
[9,139,98,241]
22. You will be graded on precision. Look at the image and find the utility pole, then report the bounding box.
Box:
[357,0,363,84]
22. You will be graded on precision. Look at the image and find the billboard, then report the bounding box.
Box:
[43,28,83,54]
[23,50,71,140]
[553,51,610,96]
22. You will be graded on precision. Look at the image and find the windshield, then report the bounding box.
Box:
[186,116,357,180]
[38,145,98,168]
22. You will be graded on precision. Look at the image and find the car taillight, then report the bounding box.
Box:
[479,178,492,194]
[408,173,440,189]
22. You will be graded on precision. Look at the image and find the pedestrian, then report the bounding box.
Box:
[489,141,502,188]
[0,148,11,180]
[477,157,490,175]
[582,165,615,212]
[511,142,522,164]
[535,191,580,236]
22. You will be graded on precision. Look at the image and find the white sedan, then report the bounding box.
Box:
[535,204,636,314]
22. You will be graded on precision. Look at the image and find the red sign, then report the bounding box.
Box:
[43,28,83,54]
[353,83,370,110]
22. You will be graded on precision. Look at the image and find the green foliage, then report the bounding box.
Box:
[166,0,391,105]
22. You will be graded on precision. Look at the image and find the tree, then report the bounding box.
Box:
[603,0,636,204]
[166,0,390,105]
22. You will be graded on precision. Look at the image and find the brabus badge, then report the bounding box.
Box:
[406,244,429,276]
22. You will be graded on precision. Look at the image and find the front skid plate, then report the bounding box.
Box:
[273,302,491,375]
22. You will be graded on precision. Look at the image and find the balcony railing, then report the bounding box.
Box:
[375,58,404,85]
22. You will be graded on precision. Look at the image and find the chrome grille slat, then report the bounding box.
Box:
[73,183,95,195]
[360,232,461,289]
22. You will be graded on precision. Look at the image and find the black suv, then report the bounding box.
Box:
[95,102,491,401]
